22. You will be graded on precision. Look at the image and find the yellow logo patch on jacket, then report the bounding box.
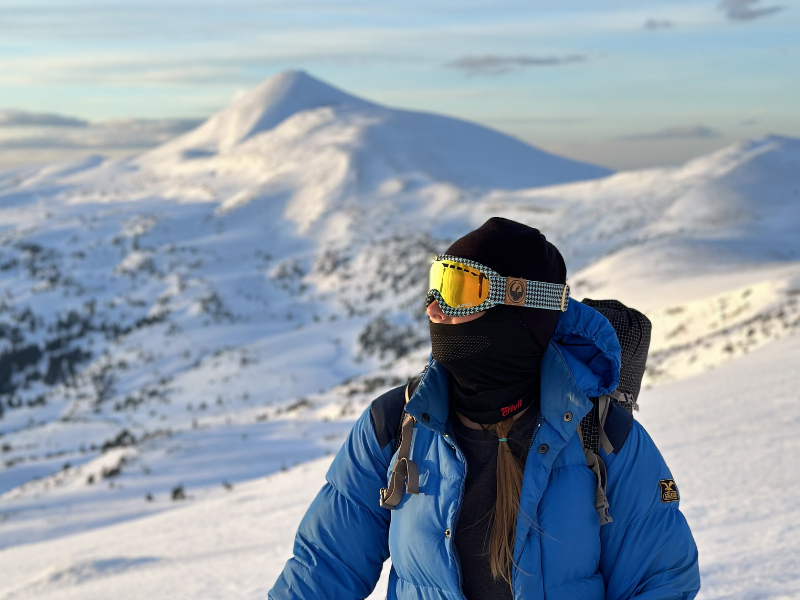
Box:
[659,479,680,503]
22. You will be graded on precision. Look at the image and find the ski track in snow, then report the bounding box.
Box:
[0,70,799,598]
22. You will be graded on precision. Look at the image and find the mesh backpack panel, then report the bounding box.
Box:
[579,299,652,454]
[581,404,601,453]
[582,298,651,402]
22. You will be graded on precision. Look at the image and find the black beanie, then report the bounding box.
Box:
[444,217,566,349]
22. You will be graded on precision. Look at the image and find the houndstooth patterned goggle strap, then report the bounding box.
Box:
[427,254,570,317]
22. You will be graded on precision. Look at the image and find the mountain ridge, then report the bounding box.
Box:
[135,70,612,200]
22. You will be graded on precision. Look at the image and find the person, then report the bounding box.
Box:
[269,217,700,600]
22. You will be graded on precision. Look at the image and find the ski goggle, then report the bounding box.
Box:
[426,255,570,317]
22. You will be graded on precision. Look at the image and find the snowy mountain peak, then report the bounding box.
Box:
[132,71,612,229]
[155,70,375,155]
[667,134,800,224]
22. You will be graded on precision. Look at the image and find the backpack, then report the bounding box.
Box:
[575,298,652,524]
[379,299,653,527]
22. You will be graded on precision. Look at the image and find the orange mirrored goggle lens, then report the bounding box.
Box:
[429,260,490,310]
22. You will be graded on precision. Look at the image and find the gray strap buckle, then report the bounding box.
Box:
[577,423,613,526]
[379,384,420,510]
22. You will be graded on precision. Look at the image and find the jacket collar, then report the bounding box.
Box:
[405,300,621,435]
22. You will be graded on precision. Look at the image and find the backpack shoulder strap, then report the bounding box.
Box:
[609,389,639,413]
[392,374,422,452]
[370,385,407,450]
[577,391,637,526]
[580,392,636,456]
[577,422,613,526]
[577,393,614,526]
[601,394,635,454]
[379,376,421,510]
[596,394,614,455]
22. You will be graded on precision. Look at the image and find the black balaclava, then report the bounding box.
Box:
[429,217,567,424]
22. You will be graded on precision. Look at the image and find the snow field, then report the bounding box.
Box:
[1,334,798,599]
[638,334,800,599]
[0,457,336,600]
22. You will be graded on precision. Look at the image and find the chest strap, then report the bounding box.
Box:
[379,382,420,509]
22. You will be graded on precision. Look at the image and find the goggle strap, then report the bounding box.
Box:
[490,275,570,312]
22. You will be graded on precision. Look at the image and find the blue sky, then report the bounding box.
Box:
[0,0,798,169]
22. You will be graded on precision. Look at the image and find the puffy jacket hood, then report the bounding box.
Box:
[406,300,621,433]
[550,298,621,398]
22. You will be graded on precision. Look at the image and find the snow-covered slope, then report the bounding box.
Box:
[1,335,799,600]
[483,135,800,278]
[0,70,799,600]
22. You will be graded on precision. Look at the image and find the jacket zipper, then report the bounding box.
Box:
[444,431,469,600]
[443,414,544,600]
[527,414,544,456]
[511,413,544,599]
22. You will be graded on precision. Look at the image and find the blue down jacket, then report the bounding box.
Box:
[270,301,700,600]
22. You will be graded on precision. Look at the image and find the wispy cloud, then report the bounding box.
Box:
[0,109,88,127]
[643,18,674,30]
[619,125,719,141]
[0,48,414,88]
[0,117,203,149]
[719,0,785,21]
[486,116,589,126]
[445,54,586,76]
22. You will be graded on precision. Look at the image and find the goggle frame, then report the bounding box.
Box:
[427,254,570,317]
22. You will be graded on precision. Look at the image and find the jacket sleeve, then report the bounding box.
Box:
[269,405,393,600]
[599,419,701,600]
